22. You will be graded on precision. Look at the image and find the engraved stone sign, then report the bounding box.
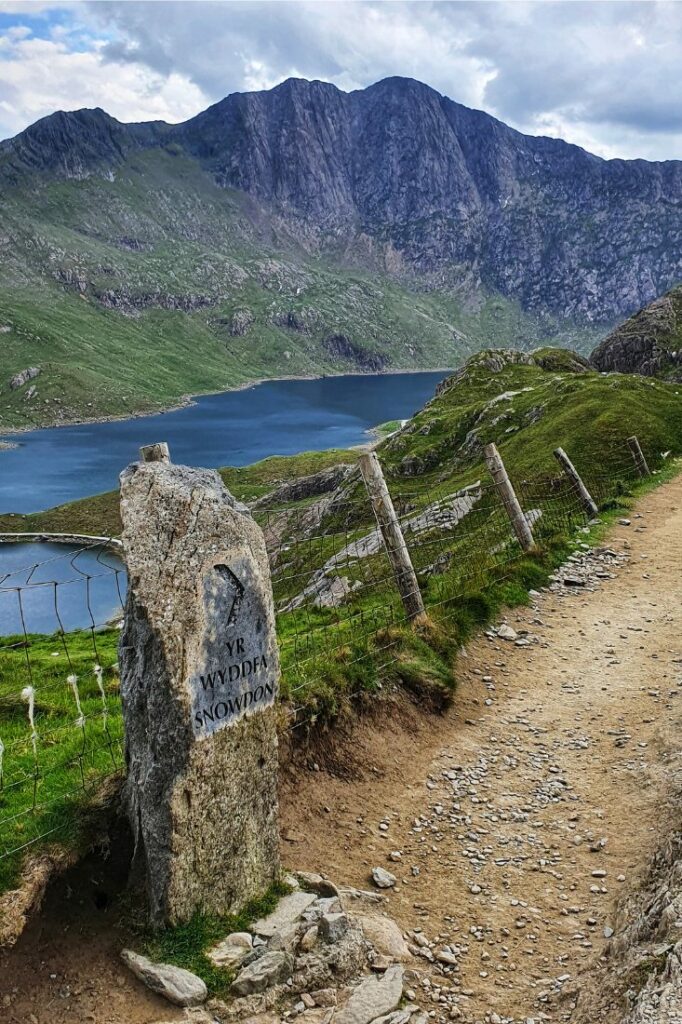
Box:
[191,557,277,737]
[118,455,281,927]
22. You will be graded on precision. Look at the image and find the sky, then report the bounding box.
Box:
[0,0,682,160]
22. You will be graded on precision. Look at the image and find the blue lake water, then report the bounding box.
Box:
[0,542,126,635]
[0,371,448,633]
[0,371,448,514]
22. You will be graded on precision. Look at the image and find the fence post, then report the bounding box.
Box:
[140,441,171,463]
[358,451,426,623]
[627,435,651,478]
[483,442,535,552]
[119,447,281,927]
[553,446,599,518]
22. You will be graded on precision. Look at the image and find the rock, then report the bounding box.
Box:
[358,915,411,961]
[254,466,353,510]
[295,872,340,898]
[372,1012,412,1024]
[120,949,207,1007]
[497,624,518,641]
[371,867,397,889]
[300,926,319,951]
[311,988,337,1007]
[319,913,349,943]
[251,890,317,937]
[268,922,301,953]
[228,308,254,336]
[9,366,40,390]
[231,951,294,995]
[339,886,388,905]
[118,460,281,926]
[207,931,253,967]
[335,965,404,1024]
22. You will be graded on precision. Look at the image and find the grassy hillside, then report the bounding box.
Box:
[0,150,601,430]
[2,348,681,893]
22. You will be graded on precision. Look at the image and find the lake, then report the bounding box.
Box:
[0,371,448,514]
[0,541,125,635]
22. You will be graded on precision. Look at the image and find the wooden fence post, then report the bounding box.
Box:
[553,446,599,518]
[483,443,535,552]
[140,441,171,463]
[358,452,426,623]
[627,436,651,478]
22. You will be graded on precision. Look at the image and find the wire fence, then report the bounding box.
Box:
[0,435,661,880]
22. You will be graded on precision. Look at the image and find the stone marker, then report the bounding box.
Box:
[119,455,281,927]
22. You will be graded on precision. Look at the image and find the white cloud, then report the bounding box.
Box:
[0,26,207,135]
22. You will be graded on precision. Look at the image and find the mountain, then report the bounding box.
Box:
[591,286,682,380]
[1,76,682,429]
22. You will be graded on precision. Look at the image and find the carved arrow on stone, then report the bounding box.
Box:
[212,563,245,627]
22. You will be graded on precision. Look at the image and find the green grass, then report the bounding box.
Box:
[0,149,603,431]
[2,349,682,896]
[139,880,291,996]
[0,629,122,892]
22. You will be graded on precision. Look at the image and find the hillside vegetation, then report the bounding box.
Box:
[0,147,590,432]
[2,349,682,892]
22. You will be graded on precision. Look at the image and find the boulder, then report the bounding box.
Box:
[319,912,349,943]
[335,965,404,1024]
[371,867,397,889]
[358,916,411,961]
[121,949,207,1007]
[250,890,316,938]
[231,951,294,996]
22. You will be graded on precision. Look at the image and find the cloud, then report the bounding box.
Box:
[0,17,207,136]
[0,0,681,160]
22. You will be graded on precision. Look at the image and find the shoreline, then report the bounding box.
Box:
[0,366,453,440]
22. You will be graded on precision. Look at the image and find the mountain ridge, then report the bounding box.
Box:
[3,75,682,323]
[1,75,682,430]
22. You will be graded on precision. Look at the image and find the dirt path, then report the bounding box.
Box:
[280,472,682,1022]
[2,474,680,1023]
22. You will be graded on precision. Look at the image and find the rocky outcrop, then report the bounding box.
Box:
[227,309,255,336]
[324,335,386,371]
[9,367,40,390]
[253,464,354,509]
[591,289,682,379]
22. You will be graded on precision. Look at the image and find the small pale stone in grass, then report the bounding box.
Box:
[121,950,207,1007]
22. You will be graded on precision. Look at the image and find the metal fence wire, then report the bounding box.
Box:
[0,437,658,875]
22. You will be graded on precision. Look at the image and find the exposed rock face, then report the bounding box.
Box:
[323,334,386,371]
[591,289,682,379]
[227,309,255,336]
[7,78,682,325]
[118,459,281,927]
[9,366,40,390]
[253,464,354,509]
